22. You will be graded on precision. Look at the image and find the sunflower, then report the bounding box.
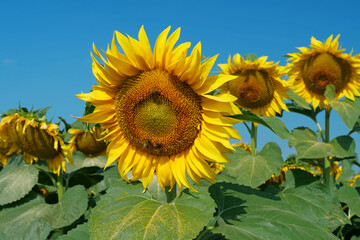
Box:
[76,26,241,191]
[218,54,289,117]
[66,126,107,161]
[287,35,360,110]
[0,122,19,166]
[0,112,72,175]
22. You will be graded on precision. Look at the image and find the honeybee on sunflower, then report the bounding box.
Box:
[218,54,290,117]
[287,35,360,110]
[0,107,72,175]
[76,26,241,191]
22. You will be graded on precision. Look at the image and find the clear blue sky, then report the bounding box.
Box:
[1,0,359,158]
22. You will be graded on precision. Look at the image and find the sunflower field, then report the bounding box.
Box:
[0,27,360,240]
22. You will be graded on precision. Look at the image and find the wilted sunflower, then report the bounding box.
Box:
[0,122,19,166]
[287,35,360,110]
[0,111,72,175]
[76,26,241,191]
[66,126,107,160]
[218,54,289,117]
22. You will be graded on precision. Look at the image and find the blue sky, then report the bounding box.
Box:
[1,0,359,157]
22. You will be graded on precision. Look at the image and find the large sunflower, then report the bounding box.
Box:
[287,35,360,109]
[0,112,72,175]
[76,26,241,191]
[218,54,289,117]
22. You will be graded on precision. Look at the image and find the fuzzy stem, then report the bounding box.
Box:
[196,225,216,240]
[57,173,64,201]
[323,108,332,187]
[250,122,257,157]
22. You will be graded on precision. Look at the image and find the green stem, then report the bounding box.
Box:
[57,173,64,201]
[196,225,216,240]
[250,122,257,157]
[323,108,332,187]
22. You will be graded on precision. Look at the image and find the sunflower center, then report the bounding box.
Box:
[302,53,352,94]
[115,69,202,156]
[8,121,60,159]
[229,69,274,109]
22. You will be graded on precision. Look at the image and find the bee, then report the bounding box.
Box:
[143,138,152,148]
[150,88,160,94]
[154,142,162,149]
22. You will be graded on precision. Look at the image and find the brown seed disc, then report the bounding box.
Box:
[228,69,274,109]
[302,53,351,95]
[115,69,202,156]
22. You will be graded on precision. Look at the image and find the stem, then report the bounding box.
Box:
[57,173,64,201]
[315,121,325,142]
[323,108,332,187]
[196,225,216,240]
[250,122,257,157]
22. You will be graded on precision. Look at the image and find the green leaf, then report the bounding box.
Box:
[329,135,356,159]
[325,85,360,129]
[67,167,103,188]
[287,91,311,110]
[57,223,90,240]
[280,181,348,229]
[0,186,88,240]
[65,151,107,173]
[0,155,39,205]
[90,180,215,240]
[222,142,283,188]
[280,169,317,189]
[289,128,331,159]
[231,109,291,139]
[0,195,52,240]
[43,185,88,228]
[88,166,121,194]
[243,54,257,61]
[337,186,360,217]
[210,182,338,240]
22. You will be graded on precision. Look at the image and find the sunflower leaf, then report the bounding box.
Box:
[279,181,349,229]
[231,109,291,139]
[289,127,332,159]
[210,182,338,240]
[220,142,283,188]
[287,91,311,110]
[89,180,215,240]
[57,222,90,240]
[325,85,360,129]
[337,186,360,217]
[0,194,52,240]
[0,185,88,240]
[329,135,356,159]
[0,155,39,205]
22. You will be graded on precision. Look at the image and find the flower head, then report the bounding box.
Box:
[66,126,107,160]
[287,35,360,109]
[0,123,19,166]
[0,108,72,175]
[218,54,289,116]
[76,26,241,191]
